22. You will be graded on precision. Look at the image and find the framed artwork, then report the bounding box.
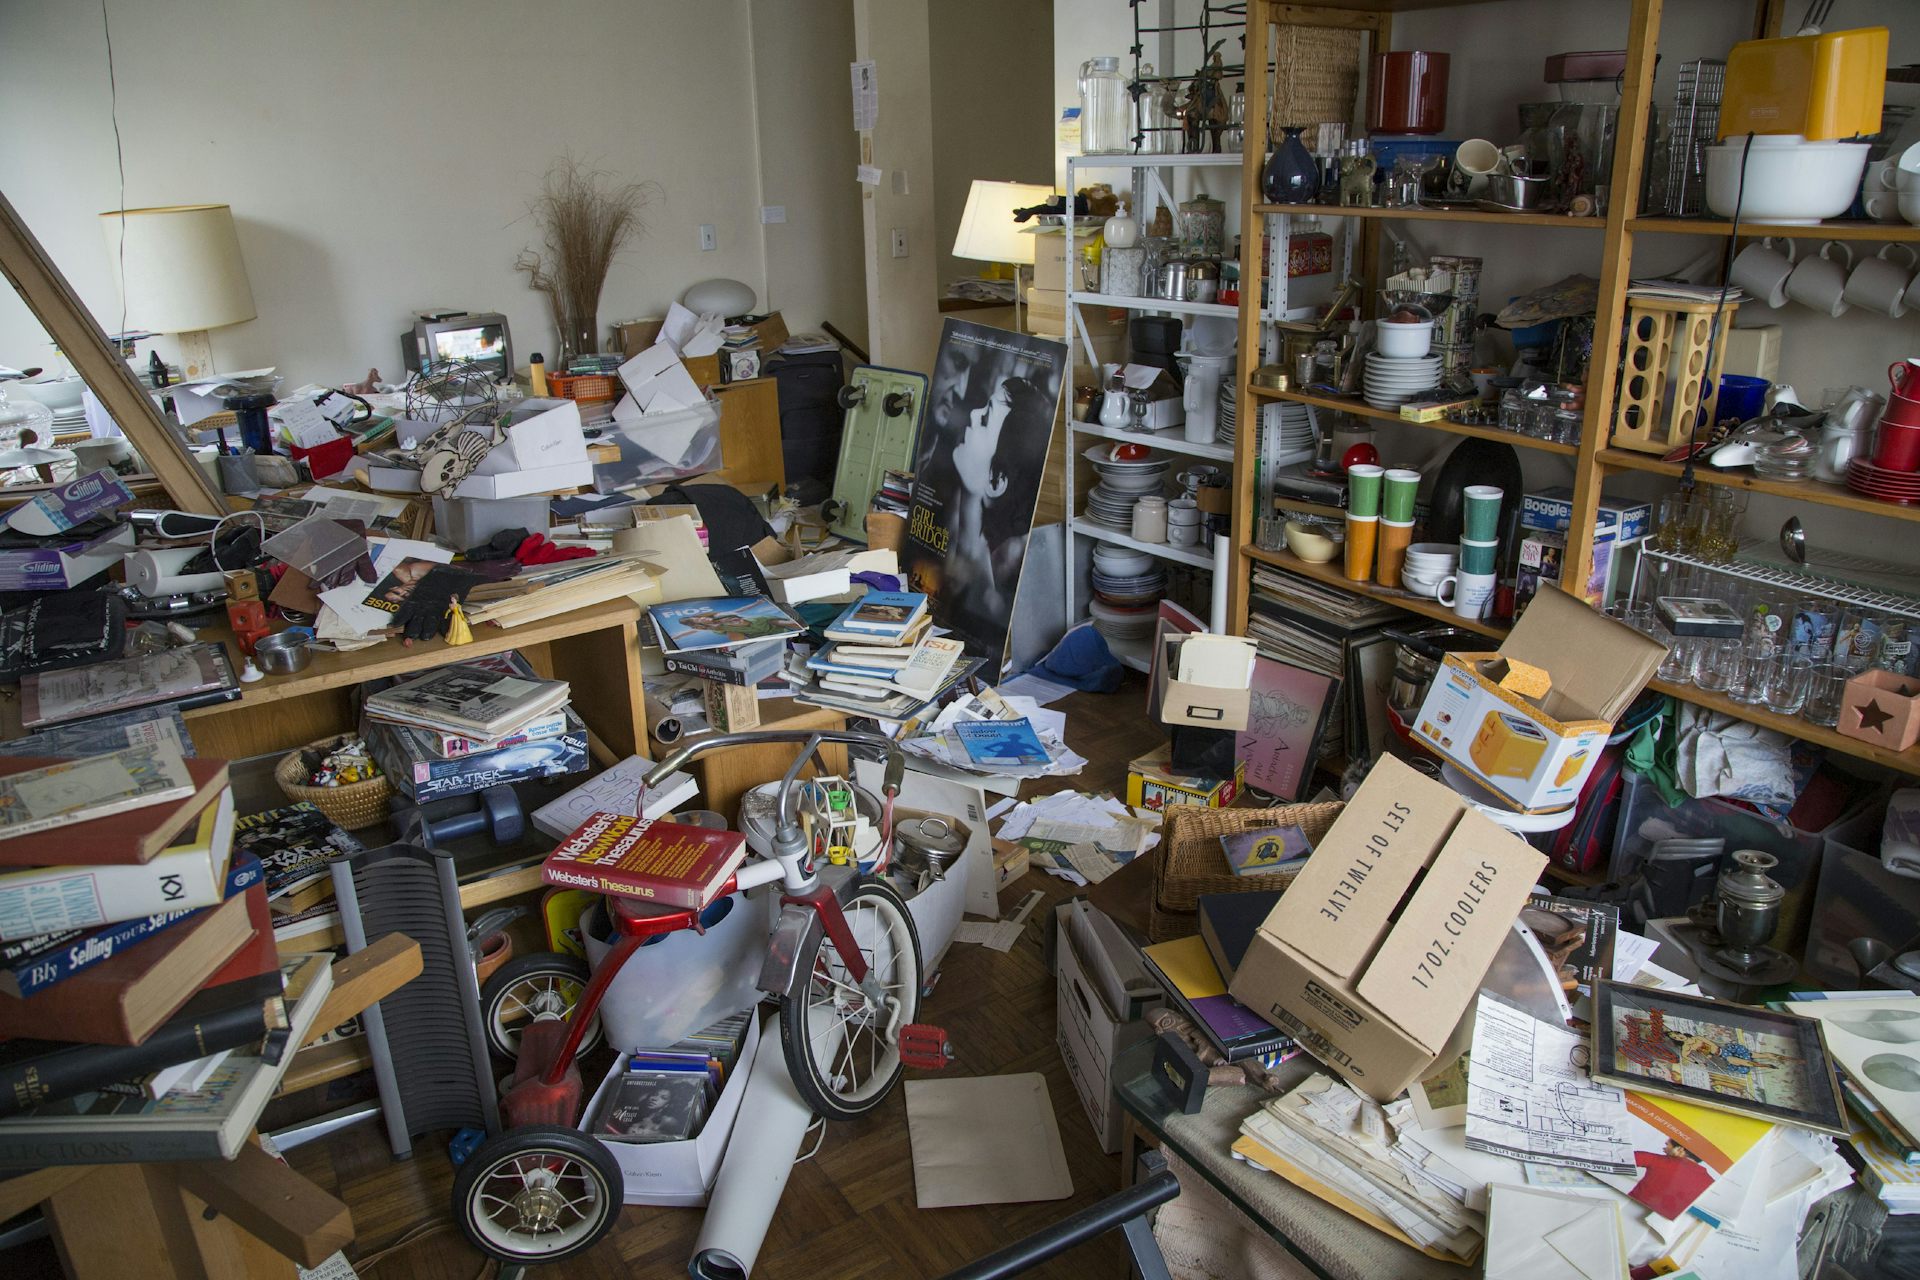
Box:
[1590,981,1848,1136]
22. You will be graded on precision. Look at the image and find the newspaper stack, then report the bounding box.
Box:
[900,689,1086,780]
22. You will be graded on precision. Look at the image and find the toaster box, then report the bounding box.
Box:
[1227,755,1546,1101]
[1410,588,1665,811]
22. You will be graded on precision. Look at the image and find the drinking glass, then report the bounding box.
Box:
[1760,653,1813,716]
[1690,637,1740,693]
[1876,617,1918,677]
[1657,630,1690,684]
[1789,597,1838,662]
[1727,632,1776,705]
[1835,610,1886,672]
[1803,662,1849,728]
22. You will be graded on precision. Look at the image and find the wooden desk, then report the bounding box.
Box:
[1,599,648,762]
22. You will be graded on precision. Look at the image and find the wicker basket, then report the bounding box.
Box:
[274,734,394,831]
[1266,22,1363,136]
[1147,801,1344,942]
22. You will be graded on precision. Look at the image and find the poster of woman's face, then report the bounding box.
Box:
[900,320,1066,678]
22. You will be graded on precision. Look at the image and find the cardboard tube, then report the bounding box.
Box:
[689,1011,816,1278]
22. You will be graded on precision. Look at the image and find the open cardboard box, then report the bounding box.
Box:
[1155,633,1256,731]
[1410,588,1665,811]
[1228,756,1546,1101]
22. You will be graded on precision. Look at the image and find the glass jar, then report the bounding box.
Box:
[1078,57,1131,154]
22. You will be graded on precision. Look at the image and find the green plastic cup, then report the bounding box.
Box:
[1347,465,1384,518]
[1382,469,1420,522]
[1462,484,1503,541]
[1459,536,1498,575]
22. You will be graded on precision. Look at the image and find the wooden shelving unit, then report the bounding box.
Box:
[1228,0,1920,778]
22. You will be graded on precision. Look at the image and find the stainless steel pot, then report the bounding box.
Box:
[1155,260,1190,301]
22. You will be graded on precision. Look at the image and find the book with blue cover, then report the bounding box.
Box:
[824,591,928,643]
[649,596,806,653]
[953,718,1049,768]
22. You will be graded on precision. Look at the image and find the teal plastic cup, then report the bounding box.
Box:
[1459,536,1498,575]
[1462,485,1503,541]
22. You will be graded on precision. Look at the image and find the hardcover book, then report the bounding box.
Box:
[0,756,228,867]
[20,643,239,729]
[824,591,928,643]
[0,744,197,843]
[542,814,748,909]
[0,705,193,762]
[648,596,805,654]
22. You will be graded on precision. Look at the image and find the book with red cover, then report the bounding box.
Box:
[541,813,748,909]
[0,756,229,867]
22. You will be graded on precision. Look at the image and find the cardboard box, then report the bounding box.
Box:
[1410,588,1665,810]
[1520,487,1653,543]
[1838,668,1920,751]
[613,318,665,360]
[1227,756,1546,1101]
[1126,745,1243,812]
[1025,285,1068,325]
[1517,488,1650,607]
[582,1011,761,1206]
[1032,227,1101,294]
[1055,906,1161,1152]
[1157,634,1256,731]
[0,521,133,590]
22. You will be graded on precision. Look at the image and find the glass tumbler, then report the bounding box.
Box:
[1690,637,1740,693]
[1803,662,1849,728]
[1727,633,1776,705]
[1760,653,1813,716]
[1657,632,1691,685]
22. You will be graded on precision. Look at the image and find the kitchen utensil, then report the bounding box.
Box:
[254,630,312,675]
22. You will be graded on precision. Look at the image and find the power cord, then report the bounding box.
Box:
[100,0,127,345]
[1678,130,1755,491]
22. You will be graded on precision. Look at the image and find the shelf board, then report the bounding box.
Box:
[1249,386,1581,456]
[1071,518,1216,569]
[1242,544,1507,639]
[1251,203,1604,230]
[1595,448,1920,522]
[1648,677,1920,776]
[276,1039,371,1097]
[1629,217,1920,243]
[1070,291,1238,319]
[1072,420,1236,461]
[1067,154,1249,170]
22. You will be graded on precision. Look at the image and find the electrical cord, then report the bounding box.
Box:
[207,509,268,572]
[1678,130,1754,491]
[101,0,127,346]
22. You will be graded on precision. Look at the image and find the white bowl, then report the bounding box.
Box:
[1375,320,1436,359]
[1092,548,1153,575]
[1705,139,1869,225]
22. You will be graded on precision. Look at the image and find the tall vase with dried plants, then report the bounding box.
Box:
[515,155,657,364]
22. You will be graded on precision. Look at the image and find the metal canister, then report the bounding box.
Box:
[1177,193,1226,258]
[1155,259,1190,302]
[896,816,967,878]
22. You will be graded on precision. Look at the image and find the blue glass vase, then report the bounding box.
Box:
[1263,125,1320,204]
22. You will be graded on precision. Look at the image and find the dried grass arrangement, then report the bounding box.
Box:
[515,155,658,359]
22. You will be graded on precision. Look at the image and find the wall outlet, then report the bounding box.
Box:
[890,228,908,259]
[699,224,717,252]
[759,206,787,224]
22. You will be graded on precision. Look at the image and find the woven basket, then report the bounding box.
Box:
[1266,22,1363,137]
[1147,802,1345,942]
[274,734,394,831]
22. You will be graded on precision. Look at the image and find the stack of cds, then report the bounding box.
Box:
[1081,443,1170,531]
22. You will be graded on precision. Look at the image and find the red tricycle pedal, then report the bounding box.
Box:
[899,1023,956,1070]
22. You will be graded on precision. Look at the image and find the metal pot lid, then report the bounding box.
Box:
[1718,849,1783,907]
[896,815,966,859]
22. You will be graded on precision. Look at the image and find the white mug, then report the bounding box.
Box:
[1729,236,1797,309]
[1845,243,1919,319]
[1866,189,1903,223]
[1450,138,1502,196]
[1438,570,1497,620]
[1784,239,1854,317]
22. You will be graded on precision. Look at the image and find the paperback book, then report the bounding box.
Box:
[530,753,700,842]
[823,591,928,643]
[363,661,570,739]
[1219,824,1314,877]
[0,705,193,762]
[20,643,240,729]
[952,718,1050,768]
[649,596,805,654]
[0,744,197,843]
[542,813,747,909]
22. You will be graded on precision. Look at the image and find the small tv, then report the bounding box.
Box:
[402,312,512,379]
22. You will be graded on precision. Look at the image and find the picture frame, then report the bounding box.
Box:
[1590,981,1848,1136]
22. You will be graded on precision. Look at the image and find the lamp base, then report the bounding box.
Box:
[175,329,215,381]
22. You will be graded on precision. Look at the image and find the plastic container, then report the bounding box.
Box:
[432,495,551,552]
[592,397,723,493]
[580,893,775,1054]
[1804,791,1920,986]
[1375,319,1435,358]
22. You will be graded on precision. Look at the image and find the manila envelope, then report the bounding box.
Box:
[905,1074,1073,1209]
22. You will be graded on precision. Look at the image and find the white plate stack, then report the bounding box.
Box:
[1216,379,1236,446]
[1362,353,1443,411]
[1081,443,1170,531]
[1273,400,1315,453]
[1089,543,1168,608]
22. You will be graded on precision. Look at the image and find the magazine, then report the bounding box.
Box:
[21,643,239,729]
[898,320,1067,679]
[363,660,570,737]
[648,596,805,653]
[952,718,1050,768]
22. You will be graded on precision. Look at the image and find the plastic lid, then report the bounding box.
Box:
[1090,56,1120,71]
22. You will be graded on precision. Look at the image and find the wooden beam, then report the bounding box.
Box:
[0,1164,91,1224]
[166,1144,353,1269]
[1753,0,1789,38]
[299,932,423,1048]
[0,189,227,515]
[1230,0,1271,637]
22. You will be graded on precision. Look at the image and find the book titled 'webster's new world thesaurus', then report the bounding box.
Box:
[541,813,747,909]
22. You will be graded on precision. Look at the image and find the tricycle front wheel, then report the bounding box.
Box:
[453,1125,624,1263]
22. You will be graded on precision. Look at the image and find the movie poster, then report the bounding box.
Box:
[899,320,1066,677]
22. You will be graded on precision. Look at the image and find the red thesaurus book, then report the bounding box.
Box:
[541,814,747,909]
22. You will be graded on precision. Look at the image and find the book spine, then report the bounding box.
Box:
[0,996,281,1119]
[0,784,194,843]
[1841,1069,1920,1164]
[2,910,199,999]
[0,849,231,943]
[0,1124,225,1167]
[539,867,702,910]
[663,654,753,686]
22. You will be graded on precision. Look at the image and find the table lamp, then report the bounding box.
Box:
[952,180,1052,334]
[99,204,256,380]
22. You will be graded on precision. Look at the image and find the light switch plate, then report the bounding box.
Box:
[890,228,908,258]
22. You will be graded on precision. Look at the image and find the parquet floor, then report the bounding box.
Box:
[13,676,1156,1279]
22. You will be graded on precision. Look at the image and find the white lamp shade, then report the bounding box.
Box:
[99,204,256,334]
[952,180,1053,266]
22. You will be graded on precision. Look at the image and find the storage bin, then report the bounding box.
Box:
[1148,802,1342,942]
[1803,793,1920,987]
[580,892,775,1054]
[591,399,723,493]
[431,495,550,552]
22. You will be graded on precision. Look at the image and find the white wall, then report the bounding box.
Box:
[0,0,863,388]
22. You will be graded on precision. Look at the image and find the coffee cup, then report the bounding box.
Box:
[1438,570,1497,621]
[1377,518,1415,587]
[1450,138,1502,196]
[1458,536,1499,576]
[1344,514,1378,582]
[1729,236,1797,309]
[1784,240,1853,317]
[1402,573,1443,599]
[1844,244,1918,319]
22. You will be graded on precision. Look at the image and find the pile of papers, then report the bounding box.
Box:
[900,689,1085,781]
[995,789,1158,886]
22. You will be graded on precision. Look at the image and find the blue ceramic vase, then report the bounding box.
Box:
[1263,126,1320,204]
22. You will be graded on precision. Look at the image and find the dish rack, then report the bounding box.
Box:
[1632,543,1920,621]
[1650,60,1726,217]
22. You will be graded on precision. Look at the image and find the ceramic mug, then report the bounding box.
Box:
[1449,138,1502,196]
[1784,240,1854,317]
[1437,570,1497,621]
[1844,244,1919,318]
[1729,236,1797,309]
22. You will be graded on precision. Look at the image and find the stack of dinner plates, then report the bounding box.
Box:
[1089,542,1168,608]
[1082,443,1170,531]
[1363,353,1443,411]
[1089,597,1158,645]
[1274,400,1315,453]
[1216,379,1236,446]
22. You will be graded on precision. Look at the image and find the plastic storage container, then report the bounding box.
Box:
[580,893,775,1054]
[1803,792,1920,987]
[431,495,551,553]
[591,398,723,493]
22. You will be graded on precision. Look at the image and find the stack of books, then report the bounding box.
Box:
[0,744,331,1162]
[649,595,808,733]
[785,590,975,721]
[360,651,589,802]
[869,469,913,521]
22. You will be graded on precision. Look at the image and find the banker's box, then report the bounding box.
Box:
[1126,745,1243,812]
[1410,588,1665,811]
[1156,634,1255,731]
[1033,227,1101,293]
[1227,756,1546,1101]
[1054,907,1161,1152]
[581,1009,761,1206]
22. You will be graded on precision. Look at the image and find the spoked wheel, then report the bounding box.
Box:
[453,1125,623,1264]
[480,953,601,1061]
[780,878,923,1121]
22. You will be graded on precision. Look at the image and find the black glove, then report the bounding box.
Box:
[464,528,531,562]
[391,565,484,641]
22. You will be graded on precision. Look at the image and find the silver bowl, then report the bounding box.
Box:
[253,631,312,675]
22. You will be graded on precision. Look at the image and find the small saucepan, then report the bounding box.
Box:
[253,630,313,676]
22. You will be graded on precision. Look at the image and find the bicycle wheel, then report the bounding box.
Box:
[453,1125,623,1264]
[780,878,923,1121]
[480,953,601,1060]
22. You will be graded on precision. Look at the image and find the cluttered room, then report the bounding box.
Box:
[12,0,1920,1277]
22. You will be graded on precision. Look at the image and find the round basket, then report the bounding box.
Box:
[274,734,393,831]
[1150,801,1345,923]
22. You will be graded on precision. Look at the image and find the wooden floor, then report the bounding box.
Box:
[13,677,1160,1279]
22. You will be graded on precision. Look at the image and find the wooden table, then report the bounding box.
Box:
[1,598,649,762]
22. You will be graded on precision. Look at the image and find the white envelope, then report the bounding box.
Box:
[1484,1184,1626,1280]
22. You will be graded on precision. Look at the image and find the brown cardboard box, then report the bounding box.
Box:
[1033,228,1101,293]
[1228,756,1545,1101]
[1410,588,1665,811]
[614,319,665,359]
[1155,634,1255,731]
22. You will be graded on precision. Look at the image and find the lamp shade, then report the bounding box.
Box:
[952,180,1053,266]
[99,204,256,334]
